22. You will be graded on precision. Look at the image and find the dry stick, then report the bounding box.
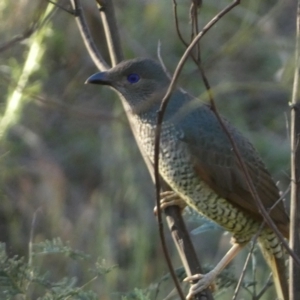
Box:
[157,0,300,266]
[289,0,300,299]
[70,0,109,71]
[173,0,189,47]
[251,249,257,297]
[154,1,241,299]
[0,27,35,53]
[232,227,263,300]
[256,274,272,300]
[173,1,203,69]
[96,0,124,65]
[0,1,55,53]
[190,1,201,61]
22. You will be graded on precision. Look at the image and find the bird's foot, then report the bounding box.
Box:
[154,191,186,215]
[184,271,216,299]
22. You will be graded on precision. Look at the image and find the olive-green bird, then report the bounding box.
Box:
[86,58,289,300]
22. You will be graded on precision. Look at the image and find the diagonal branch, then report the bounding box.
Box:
[70,0,109,71]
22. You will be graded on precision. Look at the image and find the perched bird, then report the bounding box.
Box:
[86,58,289,300]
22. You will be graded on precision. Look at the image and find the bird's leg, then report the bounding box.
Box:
[184,243,244,299]
[153,191,187,215]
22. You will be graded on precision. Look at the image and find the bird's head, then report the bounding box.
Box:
[86,58,170,114]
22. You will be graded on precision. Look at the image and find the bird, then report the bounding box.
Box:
[86,58,289,300]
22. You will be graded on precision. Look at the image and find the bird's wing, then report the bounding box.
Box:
[176,105,289,237]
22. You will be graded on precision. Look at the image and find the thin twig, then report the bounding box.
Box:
[232,226,263,300]
[0,28,35,53]
[255,273,272,300]
[0,2,55,53]
[96,0,124,65]
[173,0,189,48]
[48,0,76,15]
[69,0,109,71]
[190,1,201,61]
[252,250,257,297]
[289,0,300,298]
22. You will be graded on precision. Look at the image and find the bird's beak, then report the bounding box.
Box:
[85,72,111,85]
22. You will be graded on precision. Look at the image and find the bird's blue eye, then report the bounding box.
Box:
[127,73,140,83]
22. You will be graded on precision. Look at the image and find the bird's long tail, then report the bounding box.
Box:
[258,233,289,300]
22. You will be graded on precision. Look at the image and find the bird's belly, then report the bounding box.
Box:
[159,145,260,243]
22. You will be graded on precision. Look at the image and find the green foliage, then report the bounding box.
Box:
[0,243,30,298]
[32,238,90,261]
[121,288,151,300]
[0,239,118,300]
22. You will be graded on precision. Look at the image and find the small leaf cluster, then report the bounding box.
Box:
[0,239,117,300]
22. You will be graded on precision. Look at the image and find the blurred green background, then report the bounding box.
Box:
[0,0,295,299]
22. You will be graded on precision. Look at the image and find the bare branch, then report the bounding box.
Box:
[232,225,264,300]
[0,1,54,53]
[289,0,300,298]
[173,0,189,48]
[256,274,273,299]
[96,0,124,65]
[0,28,35,53]
[70,0,109,71]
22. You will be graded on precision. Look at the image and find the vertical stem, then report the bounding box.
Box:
[289,1,300,299]
[97,0,124,65]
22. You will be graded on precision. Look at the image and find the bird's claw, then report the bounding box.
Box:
[153,191,186,215]
[184,271,216,299]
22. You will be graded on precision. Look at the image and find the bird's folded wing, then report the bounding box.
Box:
[178,118,289,238]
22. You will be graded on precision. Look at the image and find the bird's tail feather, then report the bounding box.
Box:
[259,242,289,300]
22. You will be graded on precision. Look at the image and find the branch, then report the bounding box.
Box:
[96,0,124,65]
[69,0,109,71]
[289,0,300,298]
[0,1,52,53]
